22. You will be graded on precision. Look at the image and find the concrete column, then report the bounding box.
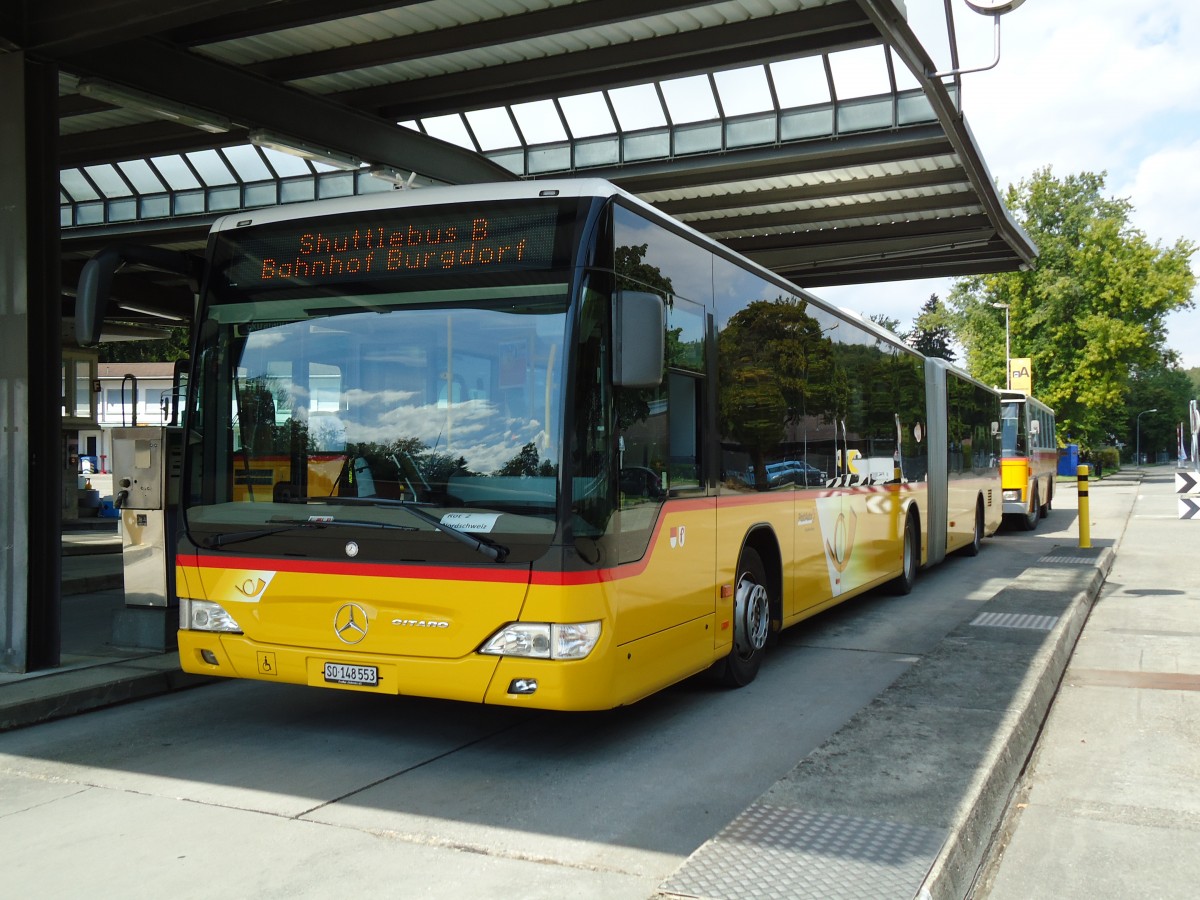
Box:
[1,52,62,672]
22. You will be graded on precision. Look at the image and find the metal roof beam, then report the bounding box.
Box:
[170,2,418,47]
[786,250,1026,287]
[598,127,954,193]
[13,0,268,54]
[690,192,977,234]
[58,39,514,183]
[727,216,996,256]
[650,168,970,216]
[342,6,879,120]
[248,0,710,82]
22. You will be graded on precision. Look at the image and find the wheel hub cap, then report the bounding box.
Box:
[734,576,770,655]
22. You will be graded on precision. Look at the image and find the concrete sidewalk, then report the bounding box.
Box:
[0,470,1154,900]
[974,469,1200,899]
[0,522,209,732]
[657,470,1141,900]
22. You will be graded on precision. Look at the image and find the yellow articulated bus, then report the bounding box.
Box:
[999,390,1057,530]
[80,180,1001,710]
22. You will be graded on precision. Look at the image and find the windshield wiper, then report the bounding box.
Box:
[200,516,417,549]
[304,496,510,562]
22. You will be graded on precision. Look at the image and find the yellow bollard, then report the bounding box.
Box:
[1077,464,1091,548]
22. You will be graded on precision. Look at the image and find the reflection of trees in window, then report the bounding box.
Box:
[494,441,556,477]
[718,297,834,489]
[615,243,672,431]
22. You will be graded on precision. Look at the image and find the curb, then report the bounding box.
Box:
[0,655,211,732]
[654,544,1117,900]
[918,548,1113,899]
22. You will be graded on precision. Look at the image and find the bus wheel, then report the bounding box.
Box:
[718,548,771,687]
[891,513,919,595]
[1040,483,1052,518]
[1021,486,1039,531]
[964,500,984,557]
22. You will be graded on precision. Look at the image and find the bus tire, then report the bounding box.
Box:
[890,513,919,595]
[964,499,984,557]
[716,548,771,687]
[1040,482,1052,518]
[1020,486,1039,531]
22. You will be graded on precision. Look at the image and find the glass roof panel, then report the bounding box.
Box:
[659,75,719,124]
[421,113,476,150]
[889,48,921,92]
[185,149,236,186]
[149,155,201,190]
[608,84,667,131]
[221,145,273,182]
[60,168,100,202]
[828,46,892,100]
[770,57,831,108]
[558,92,616,138]
[510,100,567,143]
[83,164,132,199]
[713,66,774,116]
[116,159,167,194]
[465,107,521,150]
[256,147,311,178]
[905,1,954,78]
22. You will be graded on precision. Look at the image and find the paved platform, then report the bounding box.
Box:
[973,469,1200,899]
[2,468,1177,900]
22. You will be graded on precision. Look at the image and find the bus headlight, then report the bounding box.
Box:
[480,621,601,660]
[180,598,242,633]
[1002,489,1021,501]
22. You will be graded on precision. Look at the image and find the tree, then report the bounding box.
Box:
[948,169,1196,446]
[906,294,956,363]
[1124,362,1194,463]
[98,326,191,363]
[868,312,901,334]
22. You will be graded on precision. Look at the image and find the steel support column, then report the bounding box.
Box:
[0,52,62,672]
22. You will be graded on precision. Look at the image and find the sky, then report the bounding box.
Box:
[819,0,1200,370]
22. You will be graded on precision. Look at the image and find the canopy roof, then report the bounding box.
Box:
[5,0,1036,327]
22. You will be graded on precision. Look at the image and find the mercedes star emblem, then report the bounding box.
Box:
[333,603,369,644]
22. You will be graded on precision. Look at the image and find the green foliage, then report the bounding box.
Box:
[97,326,191,363]
[949,169,1196,446]
[906,294,956,363]
[495,442,554,477]
[1187,367,1200,397]
[717,297,835,487]
[1094,447,1120,475]
[1122,362,1194,462]
[868,312,901,333]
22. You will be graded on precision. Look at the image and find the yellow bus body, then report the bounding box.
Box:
[178,482,931,711]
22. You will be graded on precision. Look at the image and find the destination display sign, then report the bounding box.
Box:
[219,203,563,290]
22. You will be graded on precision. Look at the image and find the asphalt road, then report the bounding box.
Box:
[0,498,1088,899]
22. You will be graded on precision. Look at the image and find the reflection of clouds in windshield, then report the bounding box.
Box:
[246,331,288,350]
[343,387,421,406]
[340,398,550,473]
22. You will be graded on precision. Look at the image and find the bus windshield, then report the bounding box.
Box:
[1000,400,1025,457]
[183,280,570,564]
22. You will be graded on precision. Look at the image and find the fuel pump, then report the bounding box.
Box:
[110,425,183,650]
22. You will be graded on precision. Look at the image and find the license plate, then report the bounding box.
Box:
[323,662,378,687]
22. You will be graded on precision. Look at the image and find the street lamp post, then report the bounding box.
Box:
[1136,408,1158,468]
[990,302,1011,389]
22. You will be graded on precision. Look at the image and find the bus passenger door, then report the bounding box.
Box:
[613,303,715,652]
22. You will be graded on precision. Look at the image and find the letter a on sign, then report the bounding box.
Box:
[1010,357,1032,394]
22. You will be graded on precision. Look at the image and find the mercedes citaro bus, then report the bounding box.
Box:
[78,180,1002,710]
